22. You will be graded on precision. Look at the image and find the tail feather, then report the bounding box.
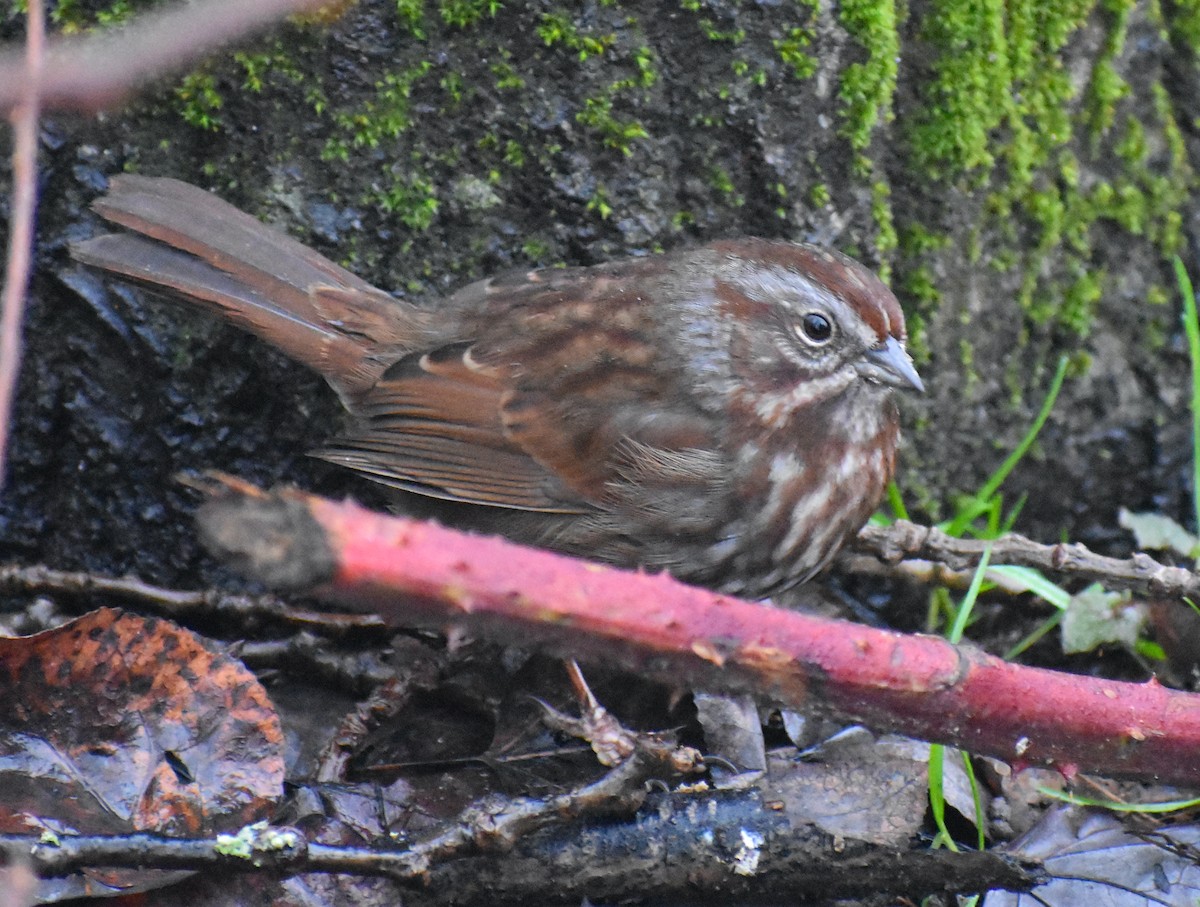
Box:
[72,175,425,405]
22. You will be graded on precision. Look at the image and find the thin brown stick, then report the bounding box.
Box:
[853,521,1200,600]
[0,0,333,115]
[0,0,44,492]
[0,561,386,634]
[0,734,690,881]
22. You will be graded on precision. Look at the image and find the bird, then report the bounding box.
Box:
[72,175,922,598]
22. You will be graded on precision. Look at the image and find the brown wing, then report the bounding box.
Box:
[315,342,587,512]
[318,258,728,514]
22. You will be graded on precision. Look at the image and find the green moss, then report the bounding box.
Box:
[903,311,930,366]
[576,94,649,156]
[438,0,500,28]
[808,183,831,208]
[440,71,466,105]
[907,0,1093,189]
[708,166,743,206]
[491,57,525,91]
[631,45,659,87]
[894,0,1198,341]
[959,338,977,392]
[837,0,899,162]
[1085,62,1131,139]
[900,223,949,256]
[871,180,897,277]
[774,25,817,80]
[1083,0,1135,140]
[174,70,224,132]
[697,18,745,44]
[908,0,1007,176]
[503,139,525,168]
[1059,268,1105,336]
[1168,0,1200,47]
[235,46,306,94]
[521,238,552,260]
[324,62,434,158]
[46,0,161,27]
[381,172,439,230]
[900,265,941,311]
[396,0,427,37]
[531,15,657,157]
[538,11,616,59]
[586,184,614,220]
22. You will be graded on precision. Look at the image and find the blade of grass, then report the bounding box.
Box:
[1174,256,1200,534]
[962,749,986,851]
[927,743,956,851]
[1040,786,1200,813]
[885,480,908,521]
[987,565,1071,610]
[945,354,1069,537]
[1003,610,1062,660]
[947,542,992,644]
[930,544,995,849]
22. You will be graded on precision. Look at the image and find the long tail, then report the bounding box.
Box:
[71,175,425,405]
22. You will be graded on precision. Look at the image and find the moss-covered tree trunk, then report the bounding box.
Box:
[1,0,1196,583]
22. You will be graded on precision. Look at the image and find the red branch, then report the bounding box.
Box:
[197,485,1200,786]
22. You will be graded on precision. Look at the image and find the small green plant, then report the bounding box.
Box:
[175,71,224,132]
[537,11,615,60]
[491,59,525,91]
[576,95,648,156]
[326,62,433,157]
[396,0,426,37]
[774,26,817,80]
[380,174,439,231]
[438,0,500,28]
[586,184,613,219]
[807,183,831,208]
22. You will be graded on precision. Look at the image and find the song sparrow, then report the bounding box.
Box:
[72,176,922,597]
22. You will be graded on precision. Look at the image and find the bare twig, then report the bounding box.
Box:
[853,521,1200,600]
[0,0,334,115]
[0,562,385,634]
[396,732,696,877]
[0,733,692,882]
[0,790,1044,901]
[0,0,44,492]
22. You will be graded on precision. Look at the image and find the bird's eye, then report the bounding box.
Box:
[797,312,833,345]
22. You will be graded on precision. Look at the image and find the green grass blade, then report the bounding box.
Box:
[946,355,1068,537]
[927,743,956,851]
[987,565,1071,610]
[1003,610,1062,660]
[1174,256,1200,534]
[885,480,908,521]
[962,749,987,851]
[947,542,993,644]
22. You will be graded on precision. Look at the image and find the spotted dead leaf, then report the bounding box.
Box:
[0,607,284,898]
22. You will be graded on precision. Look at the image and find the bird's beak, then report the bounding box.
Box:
[861,336,924,393]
